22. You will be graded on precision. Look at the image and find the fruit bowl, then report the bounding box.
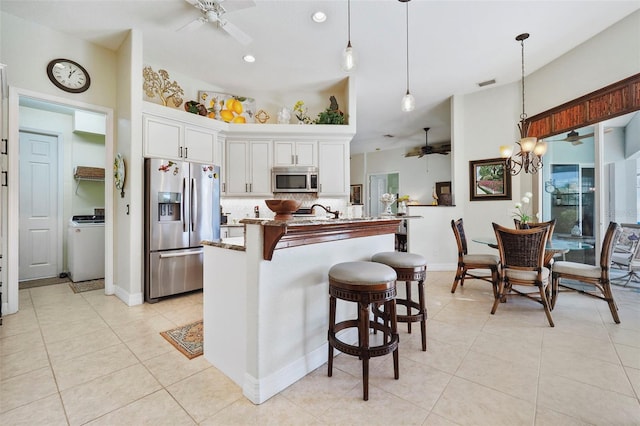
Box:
[264,199,302,220]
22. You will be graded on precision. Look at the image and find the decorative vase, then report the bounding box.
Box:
[397,201,407,216]
[381,201,394,215]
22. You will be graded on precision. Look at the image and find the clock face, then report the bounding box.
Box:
[46,59,91,93]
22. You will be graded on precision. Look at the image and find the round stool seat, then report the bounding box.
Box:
[371,252,426,269]
[329,261,397,287]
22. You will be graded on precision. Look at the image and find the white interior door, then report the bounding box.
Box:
[369,174,388,217]
[19,131,59,280]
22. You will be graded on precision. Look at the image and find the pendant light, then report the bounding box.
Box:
[400,0,415,112]
[341,0,355,72]
[502,33,547,174]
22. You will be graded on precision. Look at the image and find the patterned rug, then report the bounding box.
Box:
[160,320,203,359]
[69,279,105,293]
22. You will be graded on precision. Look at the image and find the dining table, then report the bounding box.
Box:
[472,236,594,266]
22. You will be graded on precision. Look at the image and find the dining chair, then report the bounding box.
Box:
[611,223,640,286]
[450,218,500,297]
[515,219,558,267]
[551,222,622,323]
[491,222,554,327]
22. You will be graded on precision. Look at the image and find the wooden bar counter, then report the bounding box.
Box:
[202,217,401,404]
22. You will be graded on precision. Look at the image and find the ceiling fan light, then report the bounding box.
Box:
[341,43,355,72]
[401,91,415,112]
[533,141,547,156]
[500,145,514,158]
[520,136,537,153]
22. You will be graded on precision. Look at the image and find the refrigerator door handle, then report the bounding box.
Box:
[191,177,197,232]
[158,250,203,259]
[182,177,187,232]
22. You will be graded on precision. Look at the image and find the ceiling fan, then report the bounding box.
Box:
[179,0,255,46]
[547,128,612,146]
[405,128,451,158]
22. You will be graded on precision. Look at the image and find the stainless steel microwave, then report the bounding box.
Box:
[272,166,318,193]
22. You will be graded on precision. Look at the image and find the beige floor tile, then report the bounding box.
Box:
[85,389,195,426]
[95,301,163,327]
[60,363,162,426]
[201,393,322,425]
[423,412,462,426]
[401,336,468,374]
[615,343,640,369]
[455,349,539,402]
[624,366,640,398]
[318,383,429,425]
[36,304,104,328]
[540,349,635,396]
[0,309,39,339]
[144,349,212,387]
[0,344,50,380]
[280,364,360,417]
[537,374,640,424]
[534,406,592,426]
[110,314,177,342]
[167,367,244,423]
[52,343,139,391]
[46,327,122,363]
[606,324,640,348]
[426,319,481,348]
[40,315,110,344]
[370,356,452,411]
[0,394,68,426]
[161,304,204,326]
[542,329,620,364]
[0,330,44,357]
[124,332,174,361]
[329,348,389,378]
[432,376,535,425]
[0,367,59,414]
[469,330,542,367]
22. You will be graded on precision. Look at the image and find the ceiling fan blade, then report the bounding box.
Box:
[577,132,594,140]
[177,17,206,32]
[218,18,252,45]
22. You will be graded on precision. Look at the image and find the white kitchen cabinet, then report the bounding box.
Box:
[273,140,317,167]
[221,225,244,239]
[226,139,272,196]
[318,140,349,196]
[143,114,215,164]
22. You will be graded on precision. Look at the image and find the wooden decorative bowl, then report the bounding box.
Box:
[265,199,302,220]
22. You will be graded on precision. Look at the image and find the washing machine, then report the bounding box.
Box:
[68,215,105,282]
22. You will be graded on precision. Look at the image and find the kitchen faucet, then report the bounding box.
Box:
[310,204,340,219]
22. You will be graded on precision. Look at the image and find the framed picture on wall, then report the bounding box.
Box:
[350,184,363,204]
[469,158,512,201]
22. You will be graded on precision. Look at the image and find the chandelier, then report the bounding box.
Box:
[501,33,547,175]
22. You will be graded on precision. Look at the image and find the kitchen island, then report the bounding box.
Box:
[202,217,401,404]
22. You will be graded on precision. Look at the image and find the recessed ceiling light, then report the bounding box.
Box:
[312,11,327,23]
[243,54,256,63]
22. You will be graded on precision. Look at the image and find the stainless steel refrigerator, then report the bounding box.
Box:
[144,158,220,302]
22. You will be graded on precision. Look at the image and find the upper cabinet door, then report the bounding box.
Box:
[184,125,215,164]
[273,140,317,167]
[143,115,183,159]
[318,141,348,195]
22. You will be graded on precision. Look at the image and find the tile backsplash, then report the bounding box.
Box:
[221,194,349,222]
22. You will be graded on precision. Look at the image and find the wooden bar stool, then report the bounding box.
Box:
[327,261,399,401]
[372,252,428,351]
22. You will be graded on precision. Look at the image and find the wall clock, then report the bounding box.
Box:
[46,58,91,93]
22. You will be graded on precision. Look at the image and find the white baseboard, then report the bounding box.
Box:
[242,328,358,404]
[114,285,143,306]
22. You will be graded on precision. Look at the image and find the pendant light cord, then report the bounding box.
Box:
[347,0,351,45]
[405,0,410,93]
[520,35,526,120]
